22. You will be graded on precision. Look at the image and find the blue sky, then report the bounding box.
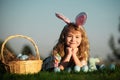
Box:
[0,0,120,59]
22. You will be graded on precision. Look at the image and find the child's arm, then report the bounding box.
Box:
[72,48,87,67]
[72,54,87,67]
[59,47,72,70]
[59,54,72,70]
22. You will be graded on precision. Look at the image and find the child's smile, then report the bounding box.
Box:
[65,31,82,48]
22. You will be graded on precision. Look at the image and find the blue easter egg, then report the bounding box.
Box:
[99,64,106,70]
[74,65,80,72]
[17,53,22,58]
[54,67,60,72]
[20,55,29,60]
[81,65,88,72]
[109,64,115,70]
[65,67,72,73]
[66,67,72,73]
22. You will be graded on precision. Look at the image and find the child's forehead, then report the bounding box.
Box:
[63,24,83,35]
[67,30,81,35]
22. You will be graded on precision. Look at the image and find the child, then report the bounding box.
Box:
[42,12,90,72]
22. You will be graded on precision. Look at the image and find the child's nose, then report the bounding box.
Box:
[71,37,76,41]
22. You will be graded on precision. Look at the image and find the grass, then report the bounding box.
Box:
[0,66,120,80]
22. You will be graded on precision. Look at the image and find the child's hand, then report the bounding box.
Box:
[81,60,87,66]
[66,47,73,55]
[66,47,78,55]
[72,48,78,55]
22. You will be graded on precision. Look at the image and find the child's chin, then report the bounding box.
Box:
[69,45,78,49]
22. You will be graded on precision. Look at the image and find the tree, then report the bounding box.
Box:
[108,17,120,62]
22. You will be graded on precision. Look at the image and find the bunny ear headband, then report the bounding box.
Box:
[55,12,87,28]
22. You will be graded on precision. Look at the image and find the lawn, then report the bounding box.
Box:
[0,66,120,80]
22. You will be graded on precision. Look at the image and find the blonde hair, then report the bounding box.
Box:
[53,23,89,61]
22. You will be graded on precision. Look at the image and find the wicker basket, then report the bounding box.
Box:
[0,34,43,74]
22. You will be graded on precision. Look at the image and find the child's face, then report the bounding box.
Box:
[65,30,82,49]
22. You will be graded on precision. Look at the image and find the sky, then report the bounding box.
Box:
[0,0,120,60]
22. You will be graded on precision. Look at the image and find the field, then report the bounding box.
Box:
[0,66,120,80]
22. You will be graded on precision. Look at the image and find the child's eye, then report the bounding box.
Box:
[76,36,80,38]
[67,35,72,37]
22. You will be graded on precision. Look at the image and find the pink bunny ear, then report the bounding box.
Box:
[55,13,71,24]
[75,12,87,27]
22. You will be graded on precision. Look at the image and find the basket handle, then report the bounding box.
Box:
[1,34,41,63]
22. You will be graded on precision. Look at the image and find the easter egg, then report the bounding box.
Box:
[81,65,88,72]
[66,67,72,73]
[54,67,60,72]
[20,55,28,60]
[74,65,80,72]
[109,64,115,70]
[17,53,22,58]
[99,64,106,70]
